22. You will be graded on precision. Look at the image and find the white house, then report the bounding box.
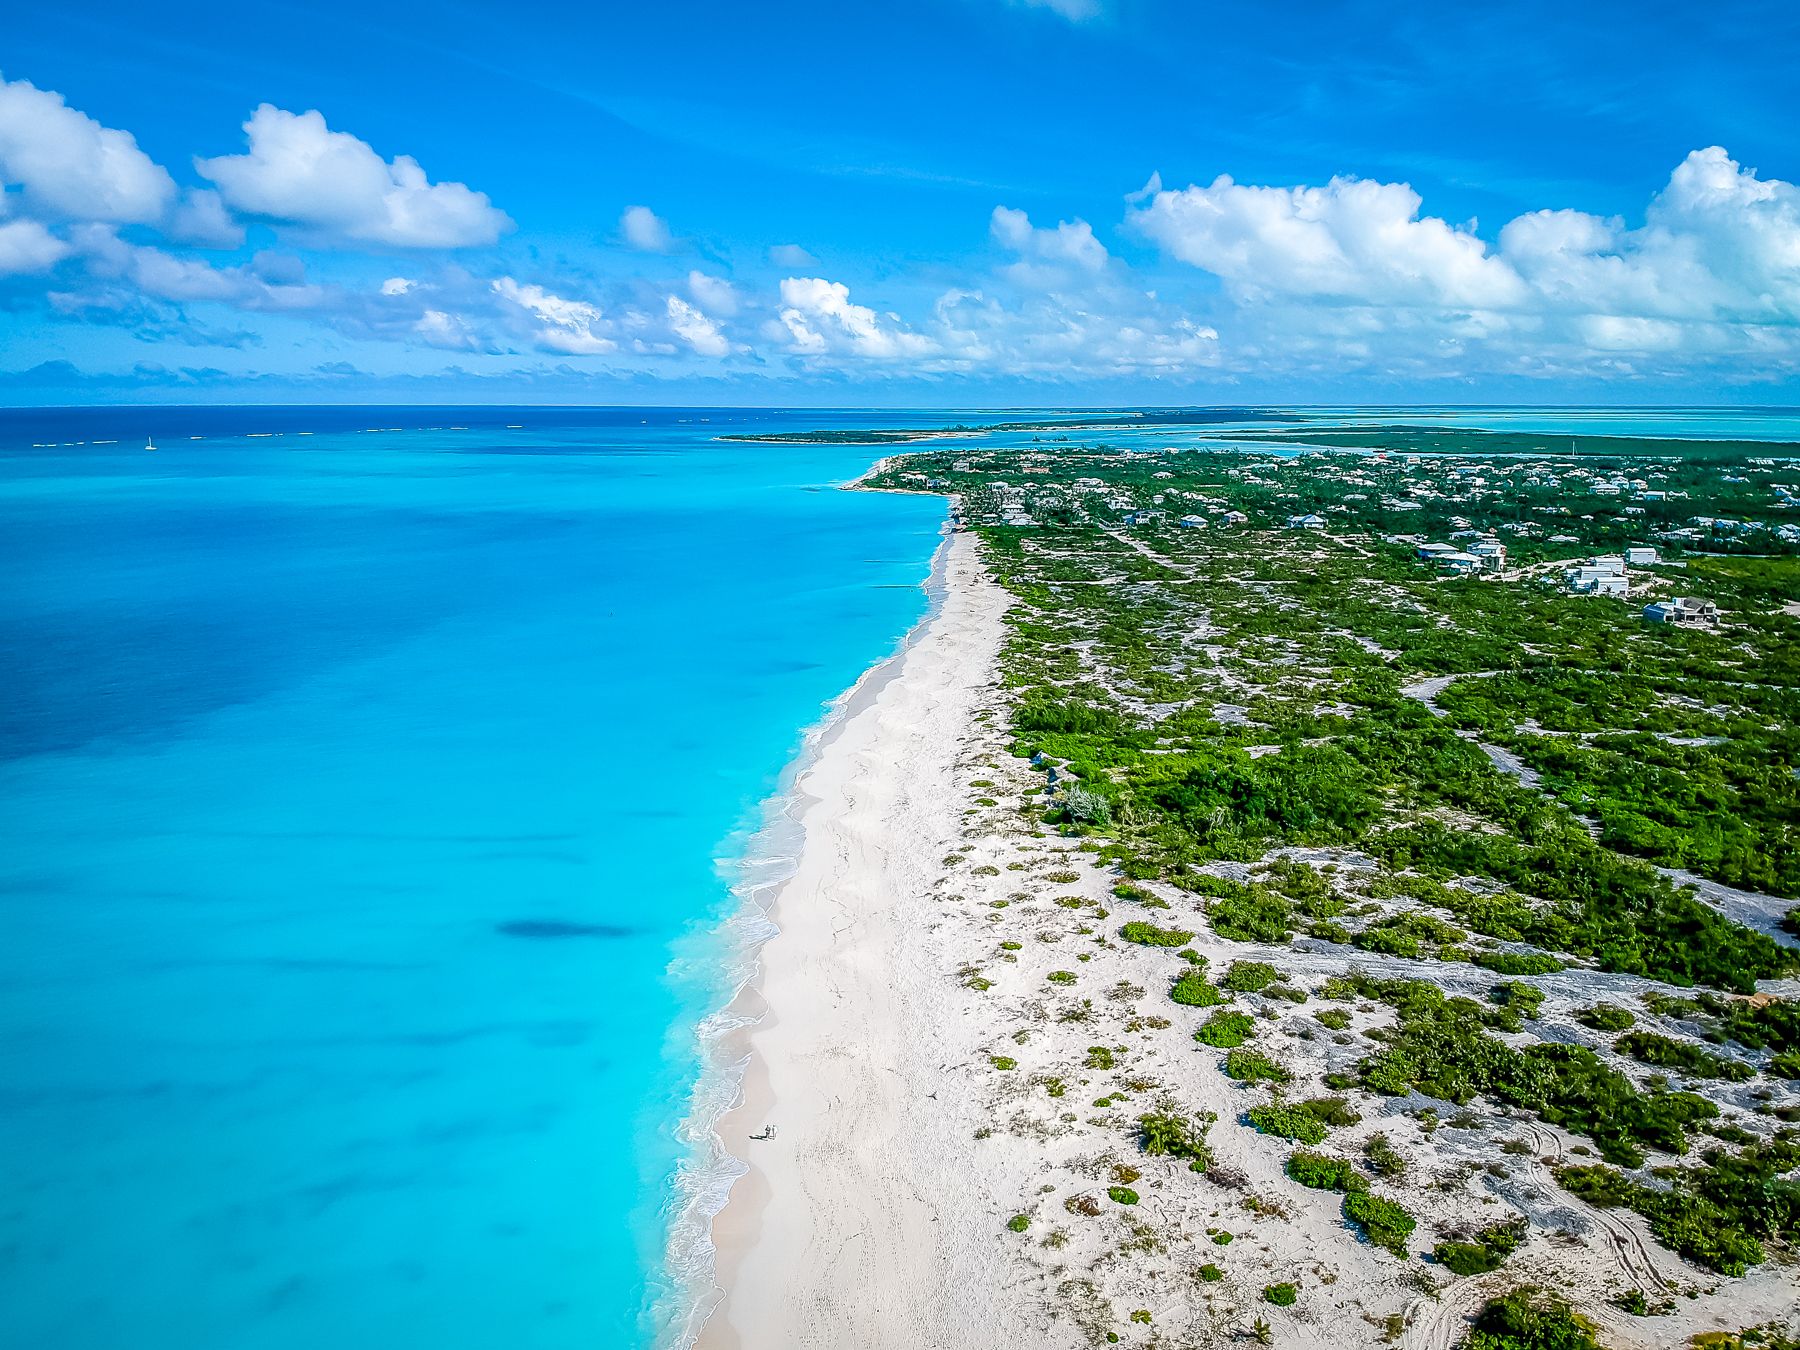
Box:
[1644,597,1718,626]
[1623,546,1659,566]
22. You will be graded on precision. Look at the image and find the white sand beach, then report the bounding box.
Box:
[698,530,1034,1349]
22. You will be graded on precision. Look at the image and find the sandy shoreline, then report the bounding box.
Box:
[692,528,1028,1350]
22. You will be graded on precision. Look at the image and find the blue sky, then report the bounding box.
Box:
[3,0,1798,404]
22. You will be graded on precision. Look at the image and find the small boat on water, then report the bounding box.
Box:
[144,437,157,452]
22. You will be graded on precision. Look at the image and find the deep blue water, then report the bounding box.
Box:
[0,408,947,1349]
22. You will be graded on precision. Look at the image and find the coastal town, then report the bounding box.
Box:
[855,427,1799,1350]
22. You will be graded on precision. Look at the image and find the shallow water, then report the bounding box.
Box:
[0,408,945,1350]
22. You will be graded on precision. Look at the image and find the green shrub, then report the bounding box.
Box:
[1491,980,1545,1020]
[1472,949,1565,977]
[1138,1111,1214,1171]
[1006,1214,1030,1233]
[1285,1151,1366,1193]
[1108,1185,1139,1206]
[1616,1031,1755,1082]
[1298,1095,1361,1127]
[1170,971,1229,1007]
[1465,1288,1602,1350]
[1433,1218,1527,1275]
[1047,970,1077,986]
[1344,1191,1416,1257]
[1248,1102,1327,1144]
[1316,1008,1352,1030]
[1198,1262,1223,1282]
[1195,1011,1257,1048]
[1225,1048,1290,1084]
[1208,888,1294,943]
[1222,960,1282,992]
[1120,920,1194,947]
[1576,1003,1636,1032]
[1263,1283,1298,1307]
[1363,1133,1406,1179]
[1085,1045,1115,1069]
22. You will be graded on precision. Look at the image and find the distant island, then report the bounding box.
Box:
[719,409,1302,444]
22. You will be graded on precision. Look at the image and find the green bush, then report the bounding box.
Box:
[1472,949,1565,976]
[1285,1151,1366,1193]
[1344,1191,1416,1257]
[1120,920,1195,947]
[1138,1111,1214,1171]
[1248,1102,1328,1144]
[1433,1218,1527,1275]
[1615,1031,1755,1082]
[1222,960,1282,992]
[1225,1048,1290,1084]
[1208,888,1295,943]
[1465,1288,1602,1350]
[1170,971,1229,1007]
[1298,1095,1362,1127]
[1198,1262,1223,1282]
[1263,1283,1298,1307]
[1108,1186,1139,1206]
[1195,1011,1256,1048]
[1363,1133,1406,1179]
[1047,970,1077,986]
[1576,1003,1636,1032]
[1006,1214,1030,1233]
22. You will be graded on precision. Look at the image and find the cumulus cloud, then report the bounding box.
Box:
[687,270,739,316]
[0,75,177,223]
[666,295,730,356]
[775,277,932,359]
[1131,147,1800,375]
[1131,171,1525,309]
[197,105,511,248]
[167,188,244,248]
[0,218,71,275]
[620,205,672,252]
[491,276,613,353]
[990,206,1109,272]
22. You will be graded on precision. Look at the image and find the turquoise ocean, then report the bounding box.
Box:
[2,405,1795,1350]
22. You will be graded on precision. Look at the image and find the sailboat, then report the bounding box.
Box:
[144,436,157,452]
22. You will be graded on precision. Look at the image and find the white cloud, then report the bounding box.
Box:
[167,188,244,248]
[775,276,932,359]
[0,218,71,275]
[0,75,177,223]
[61,226,326,312]
[687,270,739,316]
[413,308,479,350]
[380,276,416,296]
[1131,171,1525,309]
[990,205,1109,275]
[620,204,672,252]
[769,242,816,269]
[1130,147,1800,376]
[197,105,511,248]
[491,276,613,353]
[666,295,730,356]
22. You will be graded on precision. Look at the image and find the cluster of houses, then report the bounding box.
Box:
[1415,538,1508,575]
[1564,546,1659,596]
